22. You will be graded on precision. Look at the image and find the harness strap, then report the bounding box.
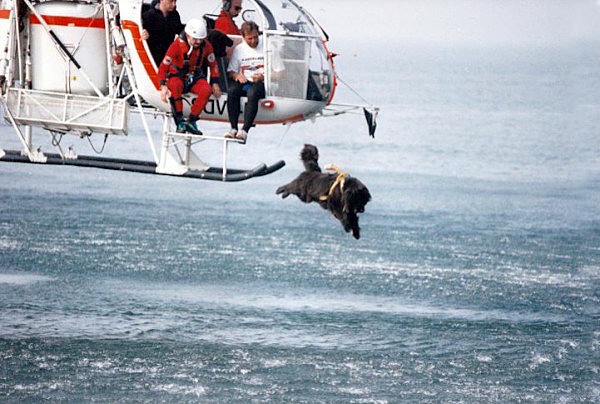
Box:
[319,164,347,201]
[180,37,205,78]
[166,35,207,81]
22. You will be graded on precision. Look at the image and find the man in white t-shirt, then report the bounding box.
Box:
[224,21,266,144]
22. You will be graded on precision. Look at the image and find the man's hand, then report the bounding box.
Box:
[252,72,264,82]
[141,29,149,40]
[160,85,171,103]
[212,83,222,98]
[235,72,248,83]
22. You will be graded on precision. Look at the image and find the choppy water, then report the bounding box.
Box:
[2,37,600,403]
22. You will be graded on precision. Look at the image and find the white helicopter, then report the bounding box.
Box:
[0,0,378,181]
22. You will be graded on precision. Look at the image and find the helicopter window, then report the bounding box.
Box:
[238,3,276,31]
[266,0,319,35]
[241,9,256,23]
[254,0,277,30]
[265,34,333,102]
[239,9,265,34]
[266,35,308,99]
[306,39,332,102]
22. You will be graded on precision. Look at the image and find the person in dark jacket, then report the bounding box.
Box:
[141,0,185,66]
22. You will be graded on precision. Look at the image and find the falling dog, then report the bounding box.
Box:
[276,144,371,239]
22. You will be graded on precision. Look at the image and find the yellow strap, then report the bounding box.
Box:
[319,164,347,201]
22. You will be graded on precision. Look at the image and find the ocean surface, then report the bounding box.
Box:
[2,34,600,403]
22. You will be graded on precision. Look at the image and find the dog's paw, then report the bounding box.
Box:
[275,186,290,198]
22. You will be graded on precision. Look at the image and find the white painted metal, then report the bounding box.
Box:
[0,7,13,83]
[120,53,160,163]
[0,1,17,92]
[155,126,240,178]
[14,0,23,84]
[2,102,34,156]
[102,0,115,97]
[5,88,129,134]
[26,0,106,96]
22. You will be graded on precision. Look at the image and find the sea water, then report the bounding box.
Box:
[2,19,600,404]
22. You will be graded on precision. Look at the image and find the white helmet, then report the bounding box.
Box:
[185,19,207,40]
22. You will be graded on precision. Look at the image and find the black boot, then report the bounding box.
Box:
[169,97,186,133]
[185,115,202,135]
[173,113,186,133]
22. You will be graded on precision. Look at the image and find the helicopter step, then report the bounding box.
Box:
[0,148,285,182]
[4,88,129,136]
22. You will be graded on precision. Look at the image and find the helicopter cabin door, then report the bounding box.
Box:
[265,34,309,100]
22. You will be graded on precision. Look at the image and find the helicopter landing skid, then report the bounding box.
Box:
[0,149,285,182]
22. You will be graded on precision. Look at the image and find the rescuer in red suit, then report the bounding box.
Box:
[215,0,242,35]
[157,19,221,134]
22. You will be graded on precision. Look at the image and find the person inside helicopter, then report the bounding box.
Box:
[157,18,222,134]
[141,0,184,65]
[215,0,243,35]
[224,21,284,143]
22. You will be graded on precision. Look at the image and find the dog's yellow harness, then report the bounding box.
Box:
[319,164,347,201]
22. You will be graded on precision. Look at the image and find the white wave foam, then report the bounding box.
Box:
[0,273,53,285]
[119,279,565,324]
[338,386,371,395]
[90,360,114,370]
[152,383,206,397]
[0,239,18,249]
[13,381,69,391]
[529,353,551,370]
[579,266,600,279]
[262,359,287,368]
[559,339,578,349]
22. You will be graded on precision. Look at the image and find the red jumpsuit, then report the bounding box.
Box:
[157,36,220,118]
[215,10,240,36]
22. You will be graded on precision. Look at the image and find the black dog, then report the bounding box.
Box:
[276,144,371,239]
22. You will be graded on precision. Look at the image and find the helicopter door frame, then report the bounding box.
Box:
[253,0,277,30]
[246,0,285,100]
[263,31,312,100]
[245,0,330,104]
